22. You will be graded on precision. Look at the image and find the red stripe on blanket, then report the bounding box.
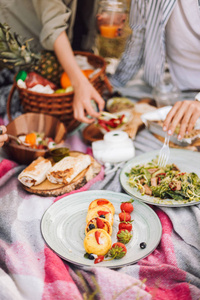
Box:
[42,247,82,300]
[147,283,192,300]
[0,159,17,178]
[139,208,191,300]
[43,247,71,283]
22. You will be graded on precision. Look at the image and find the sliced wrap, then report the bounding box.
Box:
[18,157,52,187]
[47,154,91,184]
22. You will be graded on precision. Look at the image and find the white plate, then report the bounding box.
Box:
[120,149,200,207]
[41,190,162,268]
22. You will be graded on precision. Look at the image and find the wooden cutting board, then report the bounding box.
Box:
[83,100,157,144]
[21,151,102,196]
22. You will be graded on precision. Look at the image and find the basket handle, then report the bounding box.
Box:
[7,82,17,123]
[103,74,113,94]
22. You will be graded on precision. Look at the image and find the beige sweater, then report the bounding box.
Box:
[0,0,99,52]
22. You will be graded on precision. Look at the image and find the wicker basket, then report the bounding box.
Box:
[7,51,113,132]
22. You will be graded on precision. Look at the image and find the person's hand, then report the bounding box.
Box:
[163,100,200,140]
[0,125,8,147]
[72,77,105,124]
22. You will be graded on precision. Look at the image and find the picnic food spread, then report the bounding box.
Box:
[126,159,200,202]
[84,198,134,264]
[18,152,101,196]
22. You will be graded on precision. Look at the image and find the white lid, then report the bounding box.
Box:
[103,130,129,143]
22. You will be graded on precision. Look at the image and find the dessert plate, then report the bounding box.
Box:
[41,190,162,268]
[120,149,200,207]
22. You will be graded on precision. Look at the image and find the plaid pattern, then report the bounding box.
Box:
[0,131,200,299]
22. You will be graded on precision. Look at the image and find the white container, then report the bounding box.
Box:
[92,131,135,164]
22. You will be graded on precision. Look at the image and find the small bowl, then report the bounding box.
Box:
[3,113,67,165]
[49,147,70,162]
[106,97,135,113]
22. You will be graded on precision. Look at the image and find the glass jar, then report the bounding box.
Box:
[97,0,127,38]
[152,72,181,108]
[96,0,130,59]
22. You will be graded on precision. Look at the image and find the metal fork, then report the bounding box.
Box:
[158,133,170,168]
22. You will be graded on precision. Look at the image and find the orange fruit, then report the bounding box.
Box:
[60,69,94,89]
[82,69,94,78]
[60,72,71,89]
[25,132,37,146]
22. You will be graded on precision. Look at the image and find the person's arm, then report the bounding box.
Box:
[32,0,105,123]
[0,126,8,147]
[54,31,105,123]
[163,100,200,140]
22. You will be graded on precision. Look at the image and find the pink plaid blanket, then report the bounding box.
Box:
[0,155,200,299]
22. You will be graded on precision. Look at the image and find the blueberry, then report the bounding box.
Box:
[88,254,95,260]
[140,242,147,249]
[89,224,95,230]
[100,215,105,218]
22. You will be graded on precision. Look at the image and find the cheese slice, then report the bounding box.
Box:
[47,154,91,184]
[18,157,52,187]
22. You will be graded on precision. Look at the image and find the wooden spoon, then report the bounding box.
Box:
[7,134,28,146]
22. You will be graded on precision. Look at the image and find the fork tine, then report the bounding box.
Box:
[158,133,170,167]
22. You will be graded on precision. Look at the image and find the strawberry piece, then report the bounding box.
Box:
[97,199,109,205]
[117,229,132,244]
[119,222,132,232]
[94,255,104,264]
[95,231,101,245]
[96,218,105,229]
[120,202,134,214]
[119,212,131,222]
[108,242,127,259]
[97,210,109,216]
[120,199,134,214]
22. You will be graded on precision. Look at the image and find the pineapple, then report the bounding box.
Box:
[0,23,63,85]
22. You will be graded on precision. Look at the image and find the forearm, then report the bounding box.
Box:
[53,31,87,88]
[53,31,104,123]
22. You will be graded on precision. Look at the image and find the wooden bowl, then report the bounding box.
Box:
[3,113,67,165]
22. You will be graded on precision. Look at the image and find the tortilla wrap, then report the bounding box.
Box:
[18,157,52,187]
[47,154,91,184]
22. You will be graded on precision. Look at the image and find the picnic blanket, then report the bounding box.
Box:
[1,69,200,300]
[0,130,200,300]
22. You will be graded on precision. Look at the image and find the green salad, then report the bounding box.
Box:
[126,159,200,202]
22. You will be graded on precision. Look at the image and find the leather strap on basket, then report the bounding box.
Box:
[102,75,113,94]
[7,82,17,122]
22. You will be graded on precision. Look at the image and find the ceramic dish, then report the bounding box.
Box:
[41,190,162,268]
[120,149,200,207]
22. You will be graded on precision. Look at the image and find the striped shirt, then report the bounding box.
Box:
[111,0,200,88]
